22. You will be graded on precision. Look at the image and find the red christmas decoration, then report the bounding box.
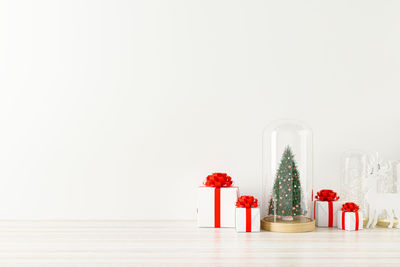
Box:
[315,189,339,201]
[236,196,258,208]
[204,173,233,187]
[341,202,359,212]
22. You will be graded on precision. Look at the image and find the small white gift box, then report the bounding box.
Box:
[197,186,239,228]
[235,207,260,232]
[337,211,363,231]
[314,200,342,227]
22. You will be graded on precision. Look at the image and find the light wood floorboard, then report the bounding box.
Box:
[0,220,399,266]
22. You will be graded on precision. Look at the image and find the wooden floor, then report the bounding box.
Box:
[0,220,399,266]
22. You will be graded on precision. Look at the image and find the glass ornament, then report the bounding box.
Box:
[341,151,368,213]
[261,120,314,232]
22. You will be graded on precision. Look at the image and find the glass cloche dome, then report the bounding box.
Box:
[261,120,314,232]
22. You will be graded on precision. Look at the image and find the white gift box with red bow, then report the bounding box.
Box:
[197,186,239,228]
[314,190,341,228]
[314,200,342,227]
[197,173,239,228]
[234,196,260,233]
[235,207,260,232]
[337,211,363,231]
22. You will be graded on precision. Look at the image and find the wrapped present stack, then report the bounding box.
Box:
[314,189,342,227]
[337,202,363,231]
[235,195,260,232]
[197,172,365,234]
[197,173,239,228]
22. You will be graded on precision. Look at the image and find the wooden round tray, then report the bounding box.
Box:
[261,216,315,233]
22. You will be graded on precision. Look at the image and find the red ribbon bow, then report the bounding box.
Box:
[204,173,233,188]
[315,189,339,201]
[236,195,258,208]
[342,202,359,212]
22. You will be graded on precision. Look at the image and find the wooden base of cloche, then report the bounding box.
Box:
[261,216,315,233]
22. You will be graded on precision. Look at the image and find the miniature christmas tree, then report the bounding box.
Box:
[268,146,305,219]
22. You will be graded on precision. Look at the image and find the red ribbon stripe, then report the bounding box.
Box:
[342,211,346,230]
[355,212,359,230]
[214,188,221,228]
[328,201,333,227]
[246,208,251,232]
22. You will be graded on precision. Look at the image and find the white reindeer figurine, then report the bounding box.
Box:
[364,154,400,229]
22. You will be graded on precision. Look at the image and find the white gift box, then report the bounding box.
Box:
[337,211,363,231]
[314,200,342,227]
[197,186,239,228]
[235,207,260,232]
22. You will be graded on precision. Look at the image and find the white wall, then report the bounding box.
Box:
[0,0,399,220]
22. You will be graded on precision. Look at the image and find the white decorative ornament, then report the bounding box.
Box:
[341,151,367,210]
[364,153,400,229]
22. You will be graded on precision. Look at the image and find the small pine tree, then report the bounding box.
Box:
[268,146,305,218]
